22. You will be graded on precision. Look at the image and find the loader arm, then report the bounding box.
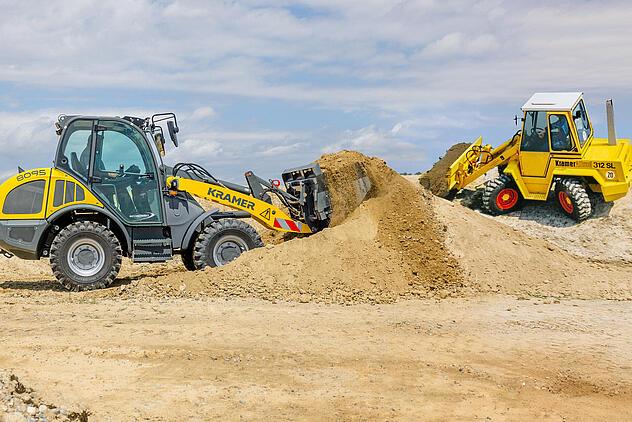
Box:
[166,176,314,234]
[447,133,521,192]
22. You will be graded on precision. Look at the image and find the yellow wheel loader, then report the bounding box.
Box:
[446,93,632,221]
[0,113,342,291]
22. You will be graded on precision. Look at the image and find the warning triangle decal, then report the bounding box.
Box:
[260,208,271,220]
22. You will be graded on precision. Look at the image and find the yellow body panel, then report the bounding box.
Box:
[46,169,103,216]
[0,168,103,220]
[519,152,549,177]
[0,168,50,220]
[167,176,313,234]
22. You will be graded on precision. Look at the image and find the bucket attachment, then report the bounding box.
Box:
[446,137,487,193]
[445,133,520,195]
[282,163,332,231]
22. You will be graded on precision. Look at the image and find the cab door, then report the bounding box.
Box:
[89,120,164,225]
[519,111,551,177]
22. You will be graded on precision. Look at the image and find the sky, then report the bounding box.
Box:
[1,0,632,183]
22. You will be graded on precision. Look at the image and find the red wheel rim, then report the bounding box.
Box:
[496,188,519,210]
[558,191,574,214]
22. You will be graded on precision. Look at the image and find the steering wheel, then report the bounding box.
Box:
[107,164,145,183]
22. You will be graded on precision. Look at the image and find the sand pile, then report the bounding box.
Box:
[419,142,470,197]
[433,197,632,300]
[112,151,463,304]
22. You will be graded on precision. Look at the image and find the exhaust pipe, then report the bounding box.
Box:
[606,99,617,146]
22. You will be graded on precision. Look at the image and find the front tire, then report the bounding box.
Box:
[555,178,592,221]
[193,219,263,269]
[181,250,197,271]
[50,221,122,291]
[482,174,523,215]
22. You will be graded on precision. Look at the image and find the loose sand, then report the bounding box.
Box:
[419,142,470,197]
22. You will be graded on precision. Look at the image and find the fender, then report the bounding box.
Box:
[180,209,220,251]
[44,204,132,255]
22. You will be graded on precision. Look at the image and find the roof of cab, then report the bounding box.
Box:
[522,92,583,112]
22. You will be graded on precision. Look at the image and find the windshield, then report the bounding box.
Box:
[573,100,591,147]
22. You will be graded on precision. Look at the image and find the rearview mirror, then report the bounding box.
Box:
[513,115,524,126]
[167,121,179,147]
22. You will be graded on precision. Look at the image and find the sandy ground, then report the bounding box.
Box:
[0,295,631,421]
[433,196,632,300]
[0,167,630,421]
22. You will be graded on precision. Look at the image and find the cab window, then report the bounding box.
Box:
[573,100,591,147]
[521,111,549,152]
[549,114,573,152]
[97,128,149,173]
[57,119,94,182]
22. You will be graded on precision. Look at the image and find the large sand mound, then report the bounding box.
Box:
[113,151,463,304]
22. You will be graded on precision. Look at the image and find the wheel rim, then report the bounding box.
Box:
[496,188,519,210]
[67,238,105,277]
[212,235,249,266]
[558,191,574,214]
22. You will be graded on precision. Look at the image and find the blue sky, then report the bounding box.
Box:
[1,0,632,182]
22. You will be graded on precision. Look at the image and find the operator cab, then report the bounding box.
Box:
[519,92,593,177]
[54,114,180,225]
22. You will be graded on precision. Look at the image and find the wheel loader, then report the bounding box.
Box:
[0,113,363,291]
[445,92,632,221]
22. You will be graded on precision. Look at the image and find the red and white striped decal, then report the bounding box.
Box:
[273,217,303,233]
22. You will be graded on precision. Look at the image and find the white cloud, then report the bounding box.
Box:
[257,142,306,157]
[0,112,58,172]
[323,125,423,162]
[0,0,630,113]
[189,107,217,121]
[420,33,499,58]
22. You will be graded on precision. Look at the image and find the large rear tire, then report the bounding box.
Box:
[50,221,122,291]
[482,174,523,215]
[555,178,592,222]
[193,219,263,269]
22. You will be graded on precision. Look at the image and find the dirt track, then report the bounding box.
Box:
[0,154,631,421]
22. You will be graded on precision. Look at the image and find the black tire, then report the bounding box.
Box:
[50,221,122,291]
[554,178,592,221]
[181,250,197,271]
[482,174,523,215]
[193,219,263,269]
